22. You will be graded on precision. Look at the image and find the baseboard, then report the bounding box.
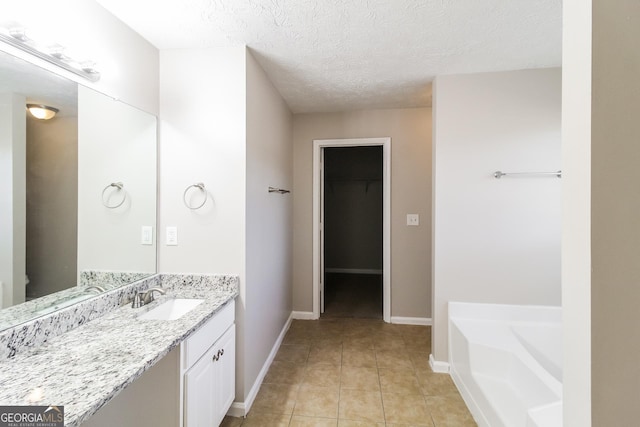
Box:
[227,312,293,418]
[429,354,450,373]
[390,316,432,326]
[292,311,316,320]
[324,268,383,275]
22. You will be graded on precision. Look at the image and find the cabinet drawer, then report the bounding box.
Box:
[183,300,234,369]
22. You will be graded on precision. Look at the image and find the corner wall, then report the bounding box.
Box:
[432,68,562,363]
[159,46,247,401]
[292,108,432,319]
[561,0,592,424]
[159,47,293,408]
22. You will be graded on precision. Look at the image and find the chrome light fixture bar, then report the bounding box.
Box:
[0,27,100,82]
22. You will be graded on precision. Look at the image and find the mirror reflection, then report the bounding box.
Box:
[0,49,157,330]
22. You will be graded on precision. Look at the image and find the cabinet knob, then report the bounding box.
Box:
[220,348,224,356]
[212,354,219,362]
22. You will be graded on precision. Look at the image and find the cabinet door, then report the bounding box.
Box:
[212,325,235,426]
[184,344,217,427]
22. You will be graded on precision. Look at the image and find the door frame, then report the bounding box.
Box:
[312,137,391,322]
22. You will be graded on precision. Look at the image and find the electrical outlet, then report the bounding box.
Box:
[141,226,153,245]
[166,226,178,246]
[407,214,420,226]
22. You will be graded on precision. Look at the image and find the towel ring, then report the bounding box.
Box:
[101,182,126,209]
[183,183,207,210]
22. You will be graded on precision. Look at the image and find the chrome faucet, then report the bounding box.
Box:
[85,285,106,293]
[130,287,167,308]
[141,287,166,304]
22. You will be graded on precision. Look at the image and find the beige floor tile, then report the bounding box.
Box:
[382,392,432,425]
[397,325,431,337]
[408,352,432,371]
[293,385,340,418]
[264,361,307,385]
[342,336,375,350]
[342,349,377,367]
[308,343,343,365]
[379,367,422,395]
[284,330,316,345]
[302,364,342,388]
[375,349,414,369]
[404,339,431,353]
[374,337,407,351]
[337,420,385,427]
[338,389,385,423]
[290,415,338,426]
[251,383,299,415]
[425,395,477,427]
[385,420,435,427]
[340,366,380,391]
[275,344,311,364]
[387,424,434,427]
[242,412,292,426]
[220,416,243,427]
[416,370,459,396]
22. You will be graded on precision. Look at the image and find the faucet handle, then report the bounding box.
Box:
[131,291,143,308]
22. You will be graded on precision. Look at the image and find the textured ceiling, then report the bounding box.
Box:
[96,0,562,113]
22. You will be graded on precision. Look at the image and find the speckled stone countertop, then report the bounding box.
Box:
[0,274,238,426]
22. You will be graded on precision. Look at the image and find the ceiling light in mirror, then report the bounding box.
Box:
[26,104,58,120]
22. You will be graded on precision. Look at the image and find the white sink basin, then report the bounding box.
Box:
[138,299,204,321]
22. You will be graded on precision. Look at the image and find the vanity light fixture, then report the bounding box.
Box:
[0,25,101,82]
[27,104,59,120]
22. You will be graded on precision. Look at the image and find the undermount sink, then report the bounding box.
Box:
[138,299,204,321]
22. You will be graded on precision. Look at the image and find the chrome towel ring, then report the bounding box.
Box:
[101,182,126,209]
[183,183,207,210]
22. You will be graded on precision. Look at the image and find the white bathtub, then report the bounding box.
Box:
[449,302,562,427]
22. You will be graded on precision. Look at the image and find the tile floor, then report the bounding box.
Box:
[221,318,476,427]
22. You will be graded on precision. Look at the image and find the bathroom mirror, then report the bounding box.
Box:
[0,48,157,330]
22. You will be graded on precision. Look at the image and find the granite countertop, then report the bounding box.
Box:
[0,277,238,426]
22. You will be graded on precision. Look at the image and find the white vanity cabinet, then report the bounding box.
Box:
[181,300,235,427]
[81,300,236,427]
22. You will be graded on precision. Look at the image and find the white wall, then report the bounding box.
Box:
[77,86,157,278]
[432,68,562,363]
[562,1,592,425]
[0,93,26,307]
[159,46,247,401]
[245,49,293,402]
[0,0,159,115]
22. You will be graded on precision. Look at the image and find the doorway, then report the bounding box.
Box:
[323,146,383,318]
[312,138,391,322]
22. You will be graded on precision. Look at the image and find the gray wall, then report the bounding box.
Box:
[431,68,562,363]
[591,0,640,424]
[292,108,432,319]
[26,115,78,298]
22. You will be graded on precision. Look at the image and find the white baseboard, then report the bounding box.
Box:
[429,354,450,373]
[324,268,383,275]
[390,316,432,326]
[227,312,293,418]
[292,311,316,320]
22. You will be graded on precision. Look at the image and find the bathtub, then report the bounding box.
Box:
[448,302,562,427]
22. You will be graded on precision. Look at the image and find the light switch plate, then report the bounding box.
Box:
[141,226,153,245]
[407,214,420,226]
[166,226,178,246]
